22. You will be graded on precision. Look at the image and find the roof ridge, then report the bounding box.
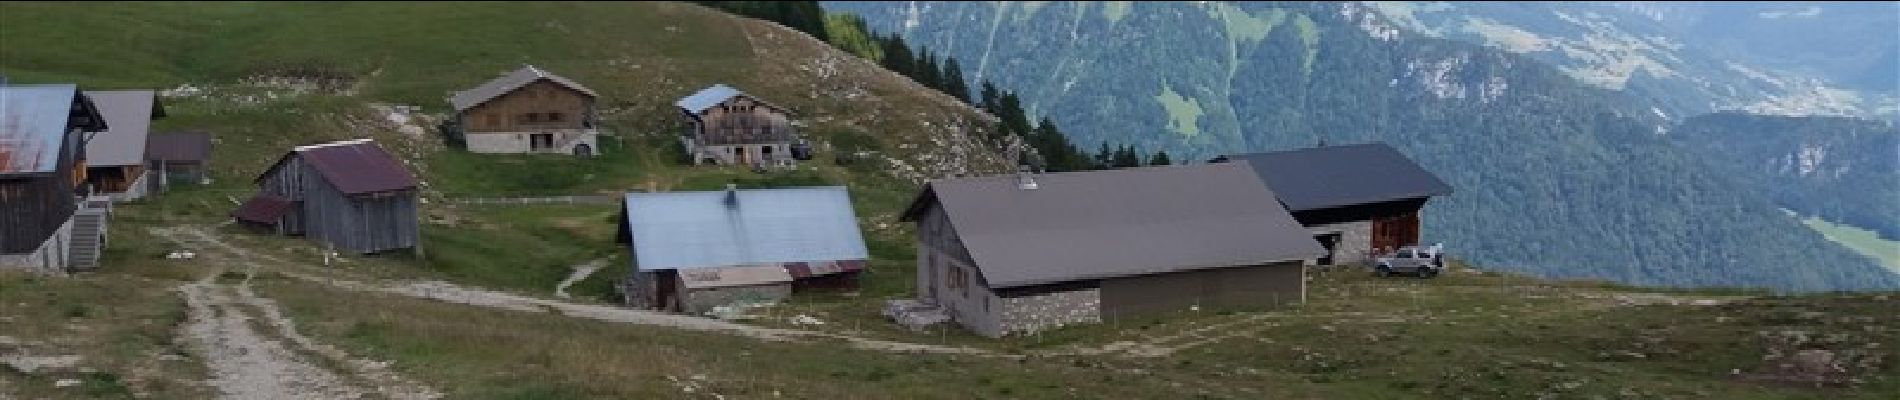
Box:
[294,138,375,152]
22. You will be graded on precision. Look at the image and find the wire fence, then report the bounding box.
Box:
[449,195,620,205]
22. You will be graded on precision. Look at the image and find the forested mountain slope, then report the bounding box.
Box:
[826,1,1899,291]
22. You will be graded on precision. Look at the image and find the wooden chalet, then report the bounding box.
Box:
[1,84,110,273]
[675,84,806,168]
[1214,142,1454,265]
[447,65,601,156]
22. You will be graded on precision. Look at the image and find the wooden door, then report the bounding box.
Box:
[1369,211,1420,254]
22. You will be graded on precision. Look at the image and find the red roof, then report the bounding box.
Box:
[232,193,293,224]
[258,140,417,195]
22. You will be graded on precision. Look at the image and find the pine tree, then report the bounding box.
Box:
[878,34,916,78]
[942,57,971,104]
[979,82,1001,113]
[1114,145,1141,168]
[1149,150,1172,166]
[1095,142,1113,168]
[915,47,942,90]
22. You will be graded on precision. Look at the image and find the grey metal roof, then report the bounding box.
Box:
[1217,142,1453,212]
[675,84,743,114]
[622,186,870,271]
[147,131,212,162]
[900,163,1324,289]
[1,84,103,176]
[82,90,161,167]
[447,65,597,111]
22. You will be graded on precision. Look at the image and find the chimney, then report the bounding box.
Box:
[1016,165,1038,190]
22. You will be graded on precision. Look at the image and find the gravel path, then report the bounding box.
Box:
[157,228,443,400]
[156,226,1002,358]
[554,259,606,299]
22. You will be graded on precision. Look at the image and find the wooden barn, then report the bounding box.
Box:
[675,84,804,168]
[898,164,1324,337]
[233,139,420,255]
[1214,142,1454,266]
[145,131,213,193]
[446,65,601,156]
[0,84,109,273]
[81,90,165,201]
[616,186,868,314]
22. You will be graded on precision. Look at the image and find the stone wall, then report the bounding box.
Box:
[1306,219,1373,266]
[692,142,793,168]
[0,218,72,275]
[681,284,791,314]
[999,288,1102,336]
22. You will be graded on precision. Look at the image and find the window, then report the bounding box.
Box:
[524,113,541,123]
[547,112,563,122]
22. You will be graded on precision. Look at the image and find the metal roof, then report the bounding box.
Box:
[900,163,1325,289]
[147,131,212,162]
[675,84,742,114]
[1,84,102,176]
[621,186,870,271]
[447,65,597,111]
[1216,142,1453,212]
[677,265,794,289]
[82,90,162,167]
[257,139,417,195]
[232,193,293,224]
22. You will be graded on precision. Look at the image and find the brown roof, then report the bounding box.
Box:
[448,65,597,111]
[232,193,293,224]
[900,163,1324,289]
[257,139,417,195]
[146,131,212,162]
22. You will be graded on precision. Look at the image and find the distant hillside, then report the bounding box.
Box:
[0,0,1014,222]
[827,1,1900,291]
[1670,114,1900,242]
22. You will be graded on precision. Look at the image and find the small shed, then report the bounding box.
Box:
[899,163,1324,337]
[0,84,108,272]
[675,84,800,168]
[145,131,212,192]
[1213,142,1453,265]
[234,139,420,255]
[80,90,165,200]
[447,65,601,156]
[616,186,869,314]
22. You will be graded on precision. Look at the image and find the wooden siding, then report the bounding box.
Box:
[1289,197,1430,256]
[1098,260,1304,320]
[256,153,418,254]
[913,203,1003,336]
[84,164,143,193]
[459,80,595,133]
[687,96,793,146]
[1,128,80,253]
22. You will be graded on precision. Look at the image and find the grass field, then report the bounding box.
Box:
[1800,217,1900,275]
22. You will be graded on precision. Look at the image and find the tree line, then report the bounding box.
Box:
[697,1,1170,172]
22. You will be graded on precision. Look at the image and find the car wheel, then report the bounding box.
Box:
[1375,266,1393,277]
[1416,267,1437,279]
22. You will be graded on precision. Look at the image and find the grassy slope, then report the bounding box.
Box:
[2,2,1897,398]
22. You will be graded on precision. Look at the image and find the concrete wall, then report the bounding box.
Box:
[680,284,791,314]
[998,288,1102,336]
[0,217,72,275]
[464,129,600,155]
[1306,219,1373,266]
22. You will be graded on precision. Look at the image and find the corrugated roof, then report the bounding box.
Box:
[899,163,1324,289]
[257,139,417,195]
[675,84,742,114]
[622,186,869,271]
[1216,142,1453,212]
[232,193,293,224]
[1,84,101,176]
[147,131,212,162]
[82,90,161,167]
[447,65,597,111]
